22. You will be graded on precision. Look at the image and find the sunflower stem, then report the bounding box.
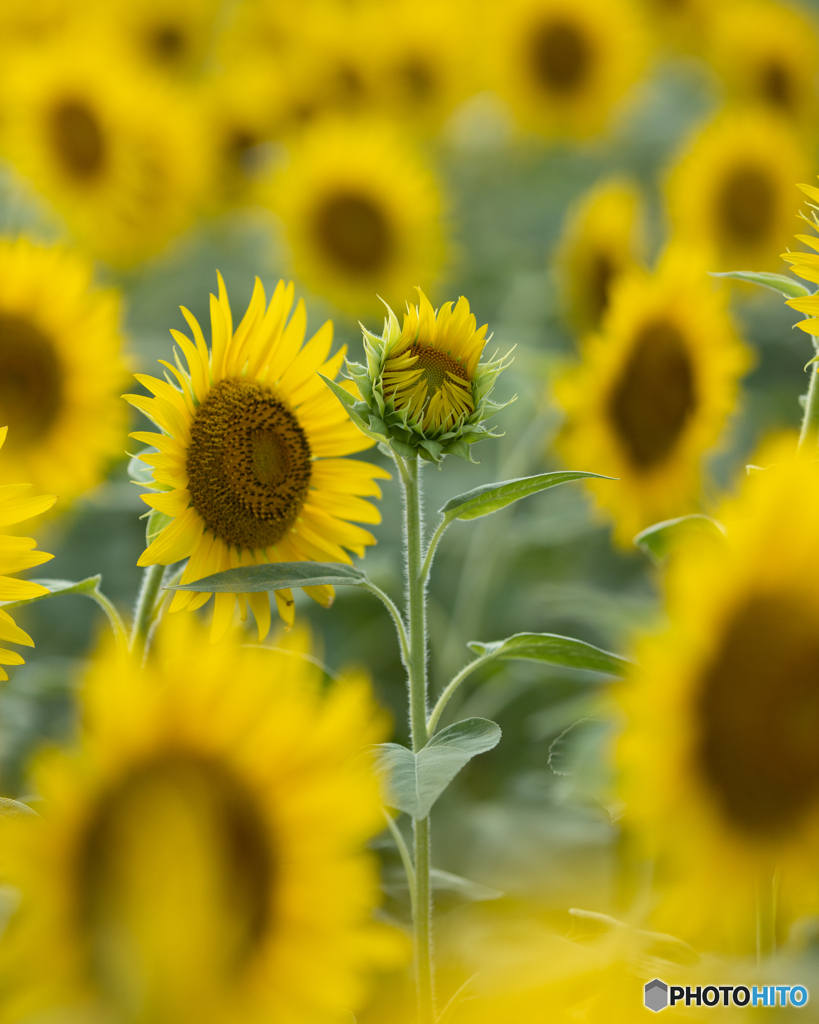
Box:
[129,563,165,657]
[798,352,819,452]
[426,651,496,735]
[399,454,435,1024]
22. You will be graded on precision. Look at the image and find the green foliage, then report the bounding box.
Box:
[633,514,726,566]
[710,271,811,298]
[468,632,631,675]
[439,471,613,522]
[170,561,368,592]
[0,576,106,609]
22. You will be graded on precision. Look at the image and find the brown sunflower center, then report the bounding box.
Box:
[760,60,793,110]
[0,315,63,448]
[588,252,616,326]
[409,344,469,394]
[313,191,394,275]
[607,319,696,471]
[147,23,187,63]
[529,18,591,95]
[697,593,819,836]
[49,99,106,181]
[717,164,777,246]
[394,57,437,103]
[77,752,274,1004]
[186,378,312,550]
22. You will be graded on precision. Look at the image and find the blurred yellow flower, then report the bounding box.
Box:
[126,273,388,641]
[486,0,649,137]
[619,436,819,953]
[0,427,55,680]
[554,246,750,544]
[0,237,126,503]
[5,39,208,266]
[0,614,400,1024]
[267,116,444,315]
[556,178,646,335]
[708,0,819,135]
[667,109,810,273]
[636,0,714,56]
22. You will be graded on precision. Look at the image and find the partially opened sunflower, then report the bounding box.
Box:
[126,274,388,641]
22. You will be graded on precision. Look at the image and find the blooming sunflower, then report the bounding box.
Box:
[666,109,810,273]
[348,288,511,461]
[780,179,819,332]
[265,115,444,315]
[125,273,388,641]
[0,237,126,503]
[618,436,819,953]
[708,0,819,135]
[486,0,649,138]
[0,613,401,1023]
[0,427,55,680]
[556,178,646,335]
[554,247,750,545]
[5,36,208,266]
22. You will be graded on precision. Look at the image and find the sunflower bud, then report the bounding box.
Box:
[325,289,513,464]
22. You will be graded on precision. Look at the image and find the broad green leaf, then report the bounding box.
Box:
[127,448,156,486]
[468,632,630,676]
[170,561,368,593]
[385,867,502,901]
[374,718,501,819]
[634,514,726,566]
[0,575,103,609]
[439,471,613,522]
[0,797,37,820]
[710,271,810,298]
[146,509,173,544]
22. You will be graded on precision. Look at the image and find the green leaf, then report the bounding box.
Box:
[0,575,104,609]
[385,867,502,902]
[467,632,630,676]
[710,271,811,298]
[128,448,156,486]
[374,718,501,819]
[169,561,368,593]
[633,514,726,566]
[146,509,173,545]
[317,374,388,442]
[0,797,37,820]
[439,471,614,522]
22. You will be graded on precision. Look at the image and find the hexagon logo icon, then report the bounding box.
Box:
[645,978,669,1012]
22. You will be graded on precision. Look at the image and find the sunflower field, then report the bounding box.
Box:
[3,0,819,1021]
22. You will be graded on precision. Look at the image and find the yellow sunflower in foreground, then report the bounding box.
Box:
[708,0,819,136]
[0,427,55,680]
[554,247,750,544]
[666,109,810,273]
[487,0,649,137]
[0,614,401,1024]
[126,273,388,641]
[618,437,819,953]
[5,37,207,266]
[266,116,444,315]
[556,178,646,335]
[780,179,819,333]
[0,237,126,502]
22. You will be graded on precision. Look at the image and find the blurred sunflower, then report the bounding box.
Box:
[0,238,126,503]
[0,427,55,681]
[0,613,400,1024]
[556,178,646,335]
[619,437,819,953]
[487,0,648,137]
[267,116,444,315]
[783,178,819,331]
[126,273,388,641]
[5,39,207,266]
[637,0,714,55]
[708,0,819,135]
[554,247,750,545]
[667,110,809,273]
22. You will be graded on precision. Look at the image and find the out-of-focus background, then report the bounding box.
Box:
[1,0,817,977]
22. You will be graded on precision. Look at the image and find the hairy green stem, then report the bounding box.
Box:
[129,563,165,656]
[427,652,496,735]
[419,516,449,584]
[384,811,416,918]
[363,580,410,669]
[399,454,435,1024]
[89,590,129,656]
[799,359,819,451]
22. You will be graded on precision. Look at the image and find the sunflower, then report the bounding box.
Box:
[266,116,444,315]
[618,436,819,953]
[486,0,649,137]
[0,613,401,1023]
[556,178,646,335]
[783,179,819,333]
[125,273,389,641]
[666,109,810,273]
[636,0,714,55]
[0,427,55,681]
[0,237,126,503]
[5,37,208,266]
[554,246,750,545]
[708,0,819,135]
